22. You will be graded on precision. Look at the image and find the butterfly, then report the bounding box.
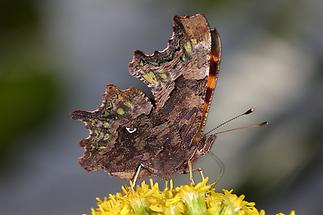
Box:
[71,14,221,181]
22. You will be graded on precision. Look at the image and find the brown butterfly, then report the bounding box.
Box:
[71,14,221,181]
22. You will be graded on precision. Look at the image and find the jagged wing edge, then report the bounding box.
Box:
[127,15,190,106]
[71,84,154,173]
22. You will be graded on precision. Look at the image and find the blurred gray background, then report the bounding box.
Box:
[0,0,322,214]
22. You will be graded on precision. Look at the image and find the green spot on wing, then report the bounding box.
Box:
[103,122,109,128]
[103,133,110,141]
[116,107,125,115]
[162,52,174,61]
[184,41,192,53]
[191,38,198,45]
[143,71,158,84]
[180,54,187,62]
[124,101,132,108]
[94,130,100,138]
[106,102,113,109]
[149,61,160,66]
[159,73,168,80]
[90,119,96,127]
[102,110,109,117]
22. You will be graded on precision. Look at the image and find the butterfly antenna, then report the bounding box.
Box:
[208,151,225,181]
[205,108,255,135]
[215,121,268,135]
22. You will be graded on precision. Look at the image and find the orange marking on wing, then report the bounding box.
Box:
[212,55,219,63]
[196,52,219,134]
[194,29,221,138]
[207,72,216,90]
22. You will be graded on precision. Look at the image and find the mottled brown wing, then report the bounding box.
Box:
[71,85,153,172]
[123,14,221,178]
[71,14,222,180]
[129,14,212,111]
[128,14,221,139]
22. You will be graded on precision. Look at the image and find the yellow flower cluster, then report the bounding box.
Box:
[88,178,295,215]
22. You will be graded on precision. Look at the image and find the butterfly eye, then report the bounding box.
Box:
[126,127,137,134]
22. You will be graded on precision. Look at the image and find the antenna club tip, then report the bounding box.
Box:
[260,121,269,126]
[244,108,255,115]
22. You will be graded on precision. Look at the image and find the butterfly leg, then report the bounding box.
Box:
[183,166,205,183]
[131,163,143,190]
[196,167,205,180]
[188,160,195,185]
[164,180,169,189]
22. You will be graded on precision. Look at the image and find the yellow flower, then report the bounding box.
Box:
[87,178,295,215]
